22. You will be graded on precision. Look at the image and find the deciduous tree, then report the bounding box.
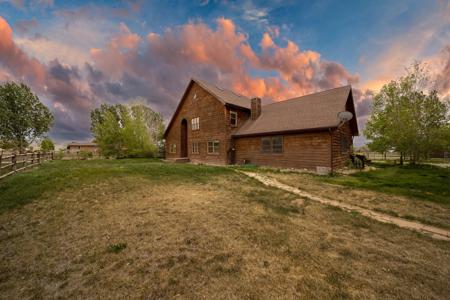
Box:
[0,82,53,152]
[90,103,164,158]
[365,63,450,164]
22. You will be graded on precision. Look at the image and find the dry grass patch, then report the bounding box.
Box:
[262,171,450,229]
[0,161,449,299]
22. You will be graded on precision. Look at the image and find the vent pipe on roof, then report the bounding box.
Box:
[251,97,261,120]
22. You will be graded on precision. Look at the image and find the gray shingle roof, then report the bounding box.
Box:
[193,78,251,109]
[234,85,356,137]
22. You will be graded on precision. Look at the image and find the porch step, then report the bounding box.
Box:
[173,157,190,163]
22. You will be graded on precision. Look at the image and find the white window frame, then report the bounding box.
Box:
[170,143,177,154]
[230,111,238,127]
[192,141,199,154]
[191,117,200,131]
[207,140,220,154]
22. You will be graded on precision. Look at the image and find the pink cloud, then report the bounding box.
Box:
[0,16,46,86]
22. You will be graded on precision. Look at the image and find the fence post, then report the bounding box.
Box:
[0,150,2,176]
[12,152,17,173]
[38,152,41,164]
[52,151,54,160]
[31,152,34,165]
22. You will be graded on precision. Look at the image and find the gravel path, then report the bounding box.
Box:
[241,171,450,241]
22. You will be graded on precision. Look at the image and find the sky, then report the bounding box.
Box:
[0,0,449,147]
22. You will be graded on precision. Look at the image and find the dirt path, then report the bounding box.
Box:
[240,171,450,241]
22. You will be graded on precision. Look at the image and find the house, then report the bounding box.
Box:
[164,78,358,172]
[66,142,99,154]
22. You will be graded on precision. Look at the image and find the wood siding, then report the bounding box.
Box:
[234,132,332,170]
[331,122,353,169]
[165,82,250,165]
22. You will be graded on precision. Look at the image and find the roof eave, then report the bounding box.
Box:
[232,126,339,138]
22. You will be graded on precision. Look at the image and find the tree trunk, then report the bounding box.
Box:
[400,153,404,165]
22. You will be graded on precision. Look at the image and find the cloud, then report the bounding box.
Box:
[0,15,362,144]
[359,4,449,92]
[0,16,46,86]
[15,18,38,34]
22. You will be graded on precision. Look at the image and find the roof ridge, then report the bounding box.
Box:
[263,85,351,107]
[193,78,250,99]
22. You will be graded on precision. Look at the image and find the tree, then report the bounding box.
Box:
[91,103,164,158]
[0,82,53,152]
[40,137,55,151]
[365,63,450,164]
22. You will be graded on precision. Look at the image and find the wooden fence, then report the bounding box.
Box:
[0,151,54,180]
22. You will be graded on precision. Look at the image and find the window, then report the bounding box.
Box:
[340,135,349,153]
[260,136,283,153]
[261,137,271,153]
[191,117,200,130]
[170,143,177,153]
[230,111,238,127]
[272,136,283,153]
[193,93,197,101]
[207,140,220,154]
[192,141,199,154]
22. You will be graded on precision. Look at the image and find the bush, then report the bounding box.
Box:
[78,151,93,160]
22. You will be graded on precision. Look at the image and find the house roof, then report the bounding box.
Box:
[234,85,359,137]
[67,142,97,147]
[193,78,251,109]
[164,78,359,138]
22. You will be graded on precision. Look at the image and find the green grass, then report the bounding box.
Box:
[0,159,232,213]
[322,163,450,205]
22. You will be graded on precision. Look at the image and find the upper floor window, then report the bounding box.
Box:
[193,93,197,101]
[260,136,283,153]
[230,111,238,127]
[192,141,199,154]
[191,117,200,130]
[207,140,220,154]
[170,143,177,153]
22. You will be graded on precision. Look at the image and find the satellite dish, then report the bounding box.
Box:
[338,111,353,122]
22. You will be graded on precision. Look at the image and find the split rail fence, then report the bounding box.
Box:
[0,151,54,180]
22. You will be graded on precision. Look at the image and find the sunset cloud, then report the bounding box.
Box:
[0,0,447,148]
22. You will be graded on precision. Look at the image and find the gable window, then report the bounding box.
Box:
[230,111,238,127]
[170,143,177,154]
[191,117,200,131]
[260,136,283,153]
[192,141,199,154]
[207,140,220,154]
[193,93,197,101]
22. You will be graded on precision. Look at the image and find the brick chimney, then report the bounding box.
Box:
[251,97,261,120]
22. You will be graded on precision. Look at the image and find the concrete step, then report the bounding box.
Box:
[173,157,190,163]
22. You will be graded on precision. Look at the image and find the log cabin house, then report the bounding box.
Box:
[66,142,99,155]
[164,79,358,172]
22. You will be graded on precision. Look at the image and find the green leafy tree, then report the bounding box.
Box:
[365,63,450,164]
[91,103,163,158]
[40,137,55,152]
[0,82,53,152]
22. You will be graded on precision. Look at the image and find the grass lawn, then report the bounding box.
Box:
[322,163,450,205]
[0,159,449,299]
